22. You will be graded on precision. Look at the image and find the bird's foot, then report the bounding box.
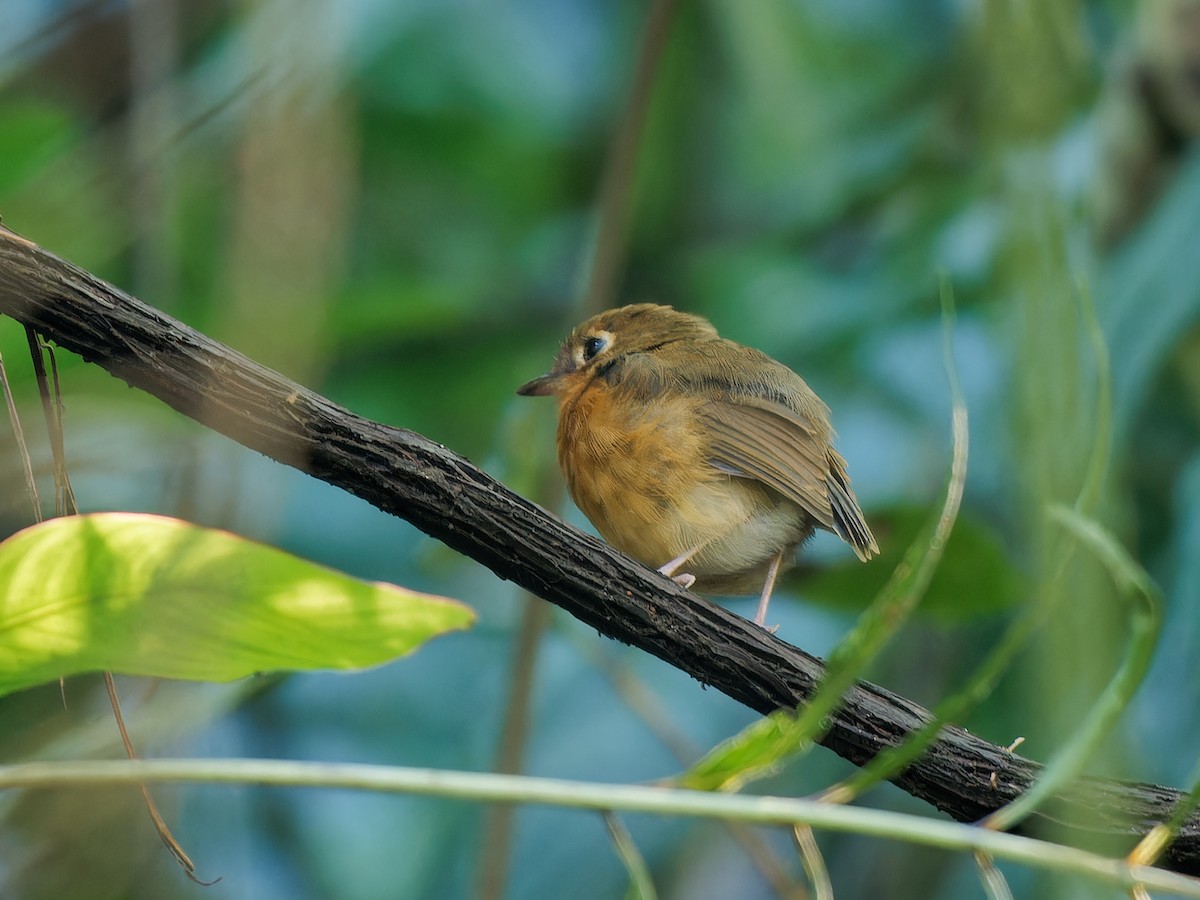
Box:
[671,572,696,589]
[658,545,702,579]
[752,607,779,633]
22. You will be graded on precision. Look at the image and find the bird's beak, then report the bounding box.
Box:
[516,372,563,396]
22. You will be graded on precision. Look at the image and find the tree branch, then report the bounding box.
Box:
[0,225,1196,876]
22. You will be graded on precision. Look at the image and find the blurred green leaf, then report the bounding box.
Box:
[1104,153,1200,441]
[0,99,74,195]
[982,505,1162,833]
[676,711,806,792]
[796,505,1026,620]
[0,513,474,697]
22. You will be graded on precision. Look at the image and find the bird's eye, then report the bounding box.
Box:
[582,335,607,360]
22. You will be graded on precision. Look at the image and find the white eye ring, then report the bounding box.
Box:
[580,330,613,362]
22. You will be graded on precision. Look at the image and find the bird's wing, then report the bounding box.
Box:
[611,345,878,560]
[699,395,878,561]
[699,397,836,530]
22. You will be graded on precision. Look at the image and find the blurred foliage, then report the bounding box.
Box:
[799,505,1026,620]
[2,1,1200,899]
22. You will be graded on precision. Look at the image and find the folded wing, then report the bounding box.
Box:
[700,398,878,561]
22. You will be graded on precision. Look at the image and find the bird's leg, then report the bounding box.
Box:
[753,550,786,629]
[658,516,759,590]
[657,544,704,589]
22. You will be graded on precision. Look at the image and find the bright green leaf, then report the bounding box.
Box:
[677,711,805,792]
[0,513,474,696]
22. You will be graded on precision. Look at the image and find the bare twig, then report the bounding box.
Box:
[26,320,204,883]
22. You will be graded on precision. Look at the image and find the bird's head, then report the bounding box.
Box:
[516,304,717,398]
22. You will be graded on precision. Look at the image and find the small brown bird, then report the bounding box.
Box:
[518,304,877,626]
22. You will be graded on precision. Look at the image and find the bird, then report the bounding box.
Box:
[517,303,877,626]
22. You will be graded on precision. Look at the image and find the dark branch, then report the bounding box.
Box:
[0,226,1196,875]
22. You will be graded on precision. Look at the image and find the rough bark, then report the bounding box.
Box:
[0,225,1196,875]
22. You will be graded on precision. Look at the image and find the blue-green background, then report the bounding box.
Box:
[2,1,1198,898]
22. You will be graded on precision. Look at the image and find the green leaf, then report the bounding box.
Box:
[676,711,809,793]
[982,505,1162,833]
[0,513,474,696]
[0,99,75,194]
[797,505,1026,620]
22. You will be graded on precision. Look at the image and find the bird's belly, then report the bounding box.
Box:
[673,480,813,594]
[691,487,803,558]
[568,447,811,594]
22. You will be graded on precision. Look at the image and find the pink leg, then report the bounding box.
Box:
[658,545,702,589]
[753,550,785,627]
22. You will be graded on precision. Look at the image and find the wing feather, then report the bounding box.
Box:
[607,343,878,560]
[701,401,835,529]
[826,448,879,560]
[699,397,878,560]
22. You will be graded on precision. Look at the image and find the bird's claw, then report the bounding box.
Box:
[669,572,695,589]
[656,558,696,589]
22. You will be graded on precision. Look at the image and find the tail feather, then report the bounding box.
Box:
[826,450,878,561]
